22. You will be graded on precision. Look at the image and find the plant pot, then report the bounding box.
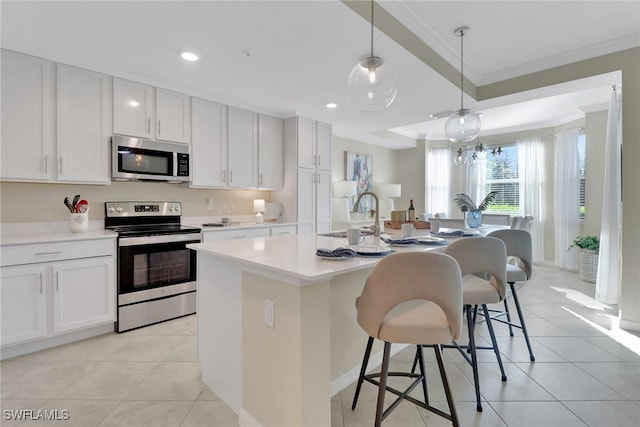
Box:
[578,250,598,283]
[466,209,482,228]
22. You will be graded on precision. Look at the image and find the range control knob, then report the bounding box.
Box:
[108,207,115,213]
[116,207,123,213]
[174,205,180,212]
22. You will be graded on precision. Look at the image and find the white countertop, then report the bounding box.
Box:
[0,222,117,246]
[188,230,442,284]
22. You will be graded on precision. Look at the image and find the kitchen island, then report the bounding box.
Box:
[188,231,443,427]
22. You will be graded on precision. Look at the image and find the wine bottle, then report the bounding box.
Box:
[408,199,415,222]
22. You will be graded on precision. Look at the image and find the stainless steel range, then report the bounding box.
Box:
[105,201,201,332]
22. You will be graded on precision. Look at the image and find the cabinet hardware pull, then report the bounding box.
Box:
[259,173,263,185]
[221,170,226,182]
[59,156,63,174]
[56,272,59,291]
[232,235,247,239]
[39,273,43,294]
[44,155,48,174]
[229,170,233,182]
[317,155,321,166]
[158,120,161,135]
[317,173,321,184]
[147,118,151,134]
[34,251,63,256]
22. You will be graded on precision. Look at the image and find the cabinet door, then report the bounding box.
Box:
[227,107,257,188]
[113,78,154,138]
[1,50,54,181]
[258,114,283,190]
[57,64,112,184]
[297,168,316,234]
[316,170,332,233]
[52,257,115,334]
[191,98,227,187]
[156,88,191,143]
[1,264,47,346]
[296,117,316,169]
[316,121,332,172]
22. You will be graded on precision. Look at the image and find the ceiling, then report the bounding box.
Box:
[2,1,638,149]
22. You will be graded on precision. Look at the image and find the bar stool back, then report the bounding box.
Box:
[352,252,463,427]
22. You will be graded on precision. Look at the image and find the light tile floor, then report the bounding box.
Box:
[2,264,640,426]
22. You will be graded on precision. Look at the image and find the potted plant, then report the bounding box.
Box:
[453,191,497,228]
[568,235,599,283]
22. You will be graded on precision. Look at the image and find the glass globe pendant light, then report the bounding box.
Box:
[347,0,397,112]
[445,26,481,142]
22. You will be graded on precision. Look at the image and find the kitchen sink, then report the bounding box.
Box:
[318,229,375,238]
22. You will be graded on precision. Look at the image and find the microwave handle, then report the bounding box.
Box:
[172,152,178,177]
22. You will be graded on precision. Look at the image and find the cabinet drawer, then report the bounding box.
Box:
[203,227,270,242]
[270,225,297,236]
[1,239,114,267]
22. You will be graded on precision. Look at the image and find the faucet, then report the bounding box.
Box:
[352,191,381,237]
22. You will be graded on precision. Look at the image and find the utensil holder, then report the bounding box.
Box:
[70,213,88,233]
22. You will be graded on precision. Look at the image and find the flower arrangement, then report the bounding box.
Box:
[568,235,599,253]
[453,191,497,212]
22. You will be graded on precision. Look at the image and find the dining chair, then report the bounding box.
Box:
[510,215,533,232]
[487,229,535,361]
[352,252,463,427]
[441,236,508,412]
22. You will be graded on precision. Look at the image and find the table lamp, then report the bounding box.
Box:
[379,184,401,219]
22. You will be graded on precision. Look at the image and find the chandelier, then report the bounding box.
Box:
[453,140,502,166]
[445,26,481,143]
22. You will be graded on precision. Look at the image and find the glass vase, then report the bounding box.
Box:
[466,209,482,228]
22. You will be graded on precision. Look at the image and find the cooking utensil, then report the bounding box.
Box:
[63,197,74,213]
[72,194,81,212]
[76,199,89,213]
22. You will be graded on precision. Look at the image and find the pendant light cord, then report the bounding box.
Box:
[370,0,374,58]
[460,28,464,110]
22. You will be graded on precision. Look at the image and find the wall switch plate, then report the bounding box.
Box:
[264,299,274,328]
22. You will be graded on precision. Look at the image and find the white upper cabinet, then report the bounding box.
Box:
[155,88,191,143]
[316,121,332,172]
[227,107,257,189]
[113,78,190,143]
[1,50,55,181]
[258,114,284,190]
[113,78,154,139]
[296,117,316,169]
[56,64,112,184]
[191,98,227,188]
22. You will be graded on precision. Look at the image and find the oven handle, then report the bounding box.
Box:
[118,233,201,247]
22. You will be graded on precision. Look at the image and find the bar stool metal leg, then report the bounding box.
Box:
[374,342,392,427]
[510,282,536,361]
[352,336,374,410]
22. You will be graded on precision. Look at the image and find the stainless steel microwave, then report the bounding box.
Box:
[111,135,190,182]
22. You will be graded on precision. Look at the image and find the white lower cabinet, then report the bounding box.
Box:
[53,257,115,334]
[202,227,270,243]
[0,265,47,346]
[0,239,116,349]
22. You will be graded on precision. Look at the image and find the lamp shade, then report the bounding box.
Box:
[347,57,397,112]
[445,109,481,143]
[379,183,401,198]
[253,199,265,213]
[333,180,357,198]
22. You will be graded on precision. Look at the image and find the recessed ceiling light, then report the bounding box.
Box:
[326,103,337,109]
[181,51,199,62]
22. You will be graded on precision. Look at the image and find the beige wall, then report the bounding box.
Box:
[331,135,397,186]
[394,140,427,219]
[0,181,269,223]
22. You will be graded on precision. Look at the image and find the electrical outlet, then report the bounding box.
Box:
[264,299,274,328]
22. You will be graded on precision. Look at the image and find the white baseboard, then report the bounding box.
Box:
[620,318,640,332]
[238,408,265,427]
[330,343,408,397]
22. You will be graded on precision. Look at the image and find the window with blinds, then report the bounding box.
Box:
[578,133,586,218]
[484,145,520,214]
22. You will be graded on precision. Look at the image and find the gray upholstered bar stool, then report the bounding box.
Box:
[351,252,463,427]
[487,229,535,361]
[442,236,508,412]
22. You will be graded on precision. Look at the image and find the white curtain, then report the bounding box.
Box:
[427,148,452,217]
[553,129,580,270]
[518,138,545,262]
[596,87,622,304]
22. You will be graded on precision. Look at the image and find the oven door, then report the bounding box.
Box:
[118,234,200,303]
